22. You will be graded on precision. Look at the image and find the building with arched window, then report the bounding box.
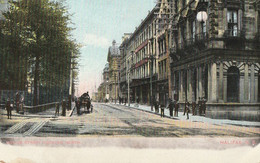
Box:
[170,0,260,121]
[107,40,121,102]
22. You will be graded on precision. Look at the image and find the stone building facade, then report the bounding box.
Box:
[120,8,159,105]
[119,33,132,100]
[97,63,110,102]
[107,40,121,102]
[170,0,260,121]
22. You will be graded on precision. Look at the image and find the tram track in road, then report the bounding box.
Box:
[3,118,50,137]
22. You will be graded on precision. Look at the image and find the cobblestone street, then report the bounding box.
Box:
[1,103,259,138]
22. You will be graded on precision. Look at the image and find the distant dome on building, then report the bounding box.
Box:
[108,40,120,56]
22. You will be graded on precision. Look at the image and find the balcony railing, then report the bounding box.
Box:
[223,29,245,38]
[176,32,209,51]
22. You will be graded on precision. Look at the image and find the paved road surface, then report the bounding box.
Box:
[1,103,259,138]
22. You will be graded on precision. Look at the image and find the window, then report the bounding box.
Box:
[181,24,187,47]
[227,10,238,36]
[191,20,196,42]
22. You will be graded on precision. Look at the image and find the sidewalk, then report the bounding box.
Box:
[0,103,76,119]
[107,102,260,128]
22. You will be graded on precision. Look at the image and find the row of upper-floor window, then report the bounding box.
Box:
[133,20,157,50]
[175,9,240,46]
[133,64,147,79]
[158,38,167,56]
[158,59,168,80]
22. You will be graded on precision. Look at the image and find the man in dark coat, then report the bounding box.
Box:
[61,99,66,116]
[55,102,60,116]
[68,95,72,111]
[136,97,139,104]
[174,100,179,117]
[76,99,81,115]
[167,99,174,117]
[6,99,12,119]
[198,97,202,116]
[160,104,165,117]
[185,101,190,119]
[15,92,20,113]
[184,100,190,117]
[153,99,159,114]
[192,101,196,115]
[183,100,187,116]
[202,98,207,115]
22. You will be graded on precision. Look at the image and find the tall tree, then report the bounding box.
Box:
[1,0,79,105]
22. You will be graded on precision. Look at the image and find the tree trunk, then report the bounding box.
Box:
[33,55,40,106]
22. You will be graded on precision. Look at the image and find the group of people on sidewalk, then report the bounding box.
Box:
[152,97,207,119]
[3,93,25,119]
[55,92,92,117]
[55,99,68,117]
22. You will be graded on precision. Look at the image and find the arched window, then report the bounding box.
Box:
[227,66,240,102]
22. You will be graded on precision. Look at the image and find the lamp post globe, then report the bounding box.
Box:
[196,11,208,23]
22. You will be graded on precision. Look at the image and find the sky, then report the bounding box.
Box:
[65,0,155,97]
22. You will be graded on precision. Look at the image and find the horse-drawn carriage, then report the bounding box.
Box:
[79,93,93,113]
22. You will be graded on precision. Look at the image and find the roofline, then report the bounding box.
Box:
[121,6,159,46]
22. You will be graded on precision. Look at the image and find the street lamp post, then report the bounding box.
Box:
[117,70,120,104]
[115,74,116,104]
[149,38,154,111]
[128,70,130,106]
[196,11,208,39]
[127,51,134,106]
[105,80,108,101]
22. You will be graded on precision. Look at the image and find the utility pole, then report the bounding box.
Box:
[128,71,130,106]
[115,74,116,104]
[150,38,154,111]
[118,70,120,104]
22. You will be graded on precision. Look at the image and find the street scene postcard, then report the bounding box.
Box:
[0,0,260,162]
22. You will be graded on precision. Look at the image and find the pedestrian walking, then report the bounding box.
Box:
[198,97,202,116]
[67,95,72,111]
[61,99,66,116]
[20,95,24,114]
[154,99,159,114]
[76,100,81,115]
[202,98,207,115]
[183,100,187,116]
[192,101,196,115]
[167,99,174,117]
[174,100,179,117]
[184,100,189,116]
[5,98,12,119]
[160,104,165,117]
[15,92,20,113]
[55,102,60,116]
[185,101,190,119]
